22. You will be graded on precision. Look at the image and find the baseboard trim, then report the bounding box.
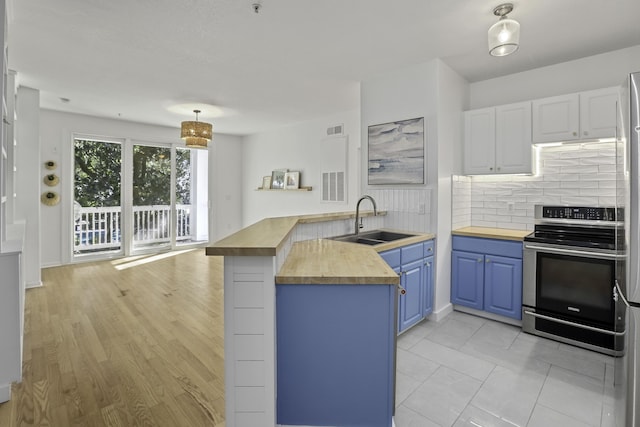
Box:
[0,383,11,403]
[431,303,453,322]
[26,281,43,289]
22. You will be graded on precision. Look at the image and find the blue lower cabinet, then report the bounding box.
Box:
[451,236,523,320]
[398,259,424,332]
[381,239,436,334]
[276,284,395,427]
[484,255,522,319]
[451,250,485,310]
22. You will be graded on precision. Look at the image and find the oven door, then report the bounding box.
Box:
[524,242,620,325]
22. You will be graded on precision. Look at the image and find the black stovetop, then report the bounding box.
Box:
[524,224,618,251]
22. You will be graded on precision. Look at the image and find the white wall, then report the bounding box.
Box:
[210,132,243,241]
[470,45,640,109]
[360,60,439,234]
[38,109,242,266]
[434,60,468,318]
[15,87,41,287]
[241,110,360,227]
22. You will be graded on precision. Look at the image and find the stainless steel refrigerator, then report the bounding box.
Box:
[614,71,640,427]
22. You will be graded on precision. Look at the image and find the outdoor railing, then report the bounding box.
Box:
[74,204,192,252]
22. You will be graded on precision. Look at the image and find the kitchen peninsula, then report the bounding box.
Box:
[206,211,434,427]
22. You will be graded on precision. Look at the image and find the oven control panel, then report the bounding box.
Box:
[540,206,619,221]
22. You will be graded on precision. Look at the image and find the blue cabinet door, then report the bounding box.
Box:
[423,256,434,317]
[484,255,523,319]
[451,250,484,310]
[276,284,396,427]
[398,259,424,333]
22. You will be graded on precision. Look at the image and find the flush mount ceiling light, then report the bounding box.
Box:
[180,109,213,148]
[488,3,520,57]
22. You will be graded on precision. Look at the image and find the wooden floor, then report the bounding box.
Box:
[0,249,225,427]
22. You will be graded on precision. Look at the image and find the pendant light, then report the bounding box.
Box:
[488,3,520,57]
[180,109,213,148]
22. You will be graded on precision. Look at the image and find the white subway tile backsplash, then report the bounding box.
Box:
[598,164,617,173]
[559,149,599,159]
[599,180,617,188]
[582,157,616,165]
[560,181,599,189]
[579,188,614,196]
[561,165,599,174]
[544,159,581,167]
[579,173,617,181]
[560,196,604,205]
[544,188,585,196]
[599,197,617,205]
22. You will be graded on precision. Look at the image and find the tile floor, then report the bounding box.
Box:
[394,311,615,427]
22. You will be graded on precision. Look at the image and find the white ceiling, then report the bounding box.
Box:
[8,0,640,136]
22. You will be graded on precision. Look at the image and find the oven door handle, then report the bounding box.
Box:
[523,244,623,259]
[523,310,624,336]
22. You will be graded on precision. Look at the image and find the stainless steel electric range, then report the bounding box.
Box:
[522,205,625,355]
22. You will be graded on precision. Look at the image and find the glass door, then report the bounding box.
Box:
[175,147,208,246]
[131,143,172,252]
[73,138,123,257]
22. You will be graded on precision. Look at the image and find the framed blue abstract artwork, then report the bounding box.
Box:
[368,117,424,185]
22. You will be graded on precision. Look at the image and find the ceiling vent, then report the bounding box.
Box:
[326,124,344,137]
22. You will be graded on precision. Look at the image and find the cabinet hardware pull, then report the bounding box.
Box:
[486,259,491,263]
[398,285,406,295]
[477,258,482,263]
[573,131,577,136]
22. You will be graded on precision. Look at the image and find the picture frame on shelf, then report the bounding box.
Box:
[284,171,300,190]
[262,175,272,189]
[270,169,288,189]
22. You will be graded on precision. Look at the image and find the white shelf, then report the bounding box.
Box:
[256,186,312,192]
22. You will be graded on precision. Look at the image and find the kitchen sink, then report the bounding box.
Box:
[330,229,416,245]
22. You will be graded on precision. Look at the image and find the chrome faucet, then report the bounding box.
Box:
[355,195,377,235]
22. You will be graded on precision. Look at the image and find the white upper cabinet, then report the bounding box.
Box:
[464,107,495,175]
[496,102,532,174]
[579,87,618,139]
[532,93,580,143]
[464,102,532,175]
[532,88,618,143]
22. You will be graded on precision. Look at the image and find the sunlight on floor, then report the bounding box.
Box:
[111,248,198,270]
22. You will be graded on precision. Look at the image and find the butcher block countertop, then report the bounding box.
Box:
[205,210,383,257]
[452,226,531,241]
[275,239,400,285]
[276,231,435,285]
[206,210,436,286]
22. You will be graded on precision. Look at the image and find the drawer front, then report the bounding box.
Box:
[379,248,401,269]
[401,243,424,264]
[452,236,522,259]
[423,240,435,257]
